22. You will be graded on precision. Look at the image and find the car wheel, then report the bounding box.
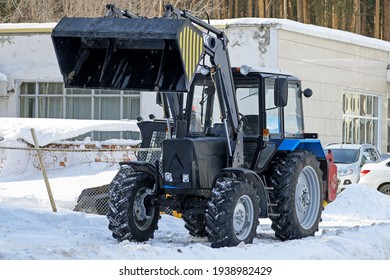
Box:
[378,183,390,195]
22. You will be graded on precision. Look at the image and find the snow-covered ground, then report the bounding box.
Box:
[0,117,389,278]
[0,183,389,260]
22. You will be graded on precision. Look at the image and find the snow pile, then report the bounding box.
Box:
[0,117,140,146]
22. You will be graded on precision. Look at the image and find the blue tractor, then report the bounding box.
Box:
[52,4,337,248]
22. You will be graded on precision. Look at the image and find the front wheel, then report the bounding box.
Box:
[107,167,159,242]
[205,177,259,248]
[269,151,323,240]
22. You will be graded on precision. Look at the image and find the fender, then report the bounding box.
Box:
[276,139,326,158]
[119,161,157,177]
[214,167,268,218]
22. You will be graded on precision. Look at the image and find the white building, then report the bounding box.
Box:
[1,19,390,151]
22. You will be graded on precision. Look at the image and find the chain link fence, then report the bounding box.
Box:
[0,145,161,215]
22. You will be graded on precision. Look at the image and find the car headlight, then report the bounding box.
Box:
[337,169,353,176]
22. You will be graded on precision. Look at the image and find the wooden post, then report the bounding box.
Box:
[30,128,57,212]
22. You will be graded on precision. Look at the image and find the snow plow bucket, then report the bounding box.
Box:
[52,17,204,92]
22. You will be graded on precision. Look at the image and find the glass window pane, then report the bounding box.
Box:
[366,96,373,116]
[344,93,352,115]
[66,97,92,119]
[123,97,140,119]
[20,82,35,95]
[94,131,120,141]
[66,88,92,95]
[343,92,380,146]
[372,96,379,117]
[359,118,365,144]
[94,97,120,120]
[95,89,116,95]
[38,97,63,118]
[20,97,35,117]
[123,131,140,140]
[39,83,63,95]
[352,94,359,115]
[360,95,366,116]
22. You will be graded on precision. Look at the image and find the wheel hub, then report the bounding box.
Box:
[233,202,246,232]
[134,191,149,220]
[295,166,321,230]
[298,184,310,210]
[232,195,254,240]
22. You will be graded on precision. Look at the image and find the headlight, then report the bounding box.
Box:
[182,174,190,183]
[337,169,353,176]
[164,172,173,182]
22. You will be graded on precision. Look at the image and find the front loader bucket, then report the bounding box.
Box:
[52,17,204,92]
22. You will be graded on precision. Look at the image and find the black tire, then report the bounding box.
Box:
[205,177,259,248]
[378,183,390,195]
[107,167,159,242]
[182,212,207,237]
[269,150,323,240]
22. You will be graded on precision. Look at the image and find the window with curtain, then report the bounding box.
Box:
[19,82,141,141]
[342,91,380,146]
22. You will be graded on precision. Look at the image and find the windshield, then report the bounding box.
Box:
[325,148,360,164]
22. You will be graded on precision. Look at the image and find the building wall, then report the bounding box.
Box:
[0,25,150,123]
[276,28,390,151]
[217,19,390,151]
[0,27,60,117]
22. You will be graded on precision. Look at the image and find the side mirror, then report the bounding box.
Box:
[303,88,313,98]
[274,78,288,107]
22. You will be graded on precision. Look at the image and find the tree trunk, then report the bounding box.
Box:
[354,0,361,34]
[248,0,253,17]
[384,0,390,41]
[265,0,271,17]
[332,1,338,29]
[302,0,309,23]
[258,0,265,17]
[283,0,287,18]
[374,0,380,38]
[228,0,233,18]
[297,0,303,22]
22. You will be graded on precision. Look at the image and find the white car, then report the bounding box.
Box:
[324,143,383,193]
[359,158,390,195]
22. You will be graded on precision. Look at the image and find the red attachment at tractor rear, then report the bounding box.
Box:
[325,149,338,202]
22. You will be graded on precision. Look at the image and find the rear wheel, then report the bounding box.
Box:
[269,151,323,240]
[378,183,390,195]
[107,167,159,242]
[205,177,259,248]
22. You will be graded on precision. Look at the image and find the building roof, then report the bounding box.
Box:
[211,18,390,52]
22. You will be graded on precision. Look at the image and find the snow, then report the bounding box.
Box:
[0,118,389,279]
[0,183,389,261]
[0,117,140,146]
